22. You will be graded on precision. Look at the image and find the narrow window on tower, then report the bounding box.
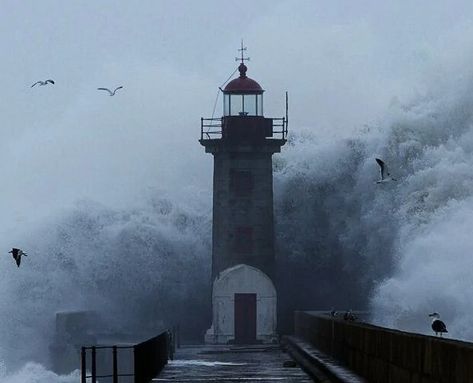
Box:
[230,169,253,197]
[234,226,253,253]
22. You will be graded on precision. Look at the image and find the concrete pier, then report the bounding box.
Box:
[154,344,311,382]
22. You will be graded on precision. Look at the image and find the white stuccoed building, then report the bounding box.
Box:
[205,264,277,344]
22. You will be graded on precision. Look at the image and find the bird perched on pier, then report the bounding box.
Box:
[31,79,55,87]
[8,248,27,267]
[375,158,397,183]
[97,86,123,96]
[343,310,357,321]
[429,313,448,336]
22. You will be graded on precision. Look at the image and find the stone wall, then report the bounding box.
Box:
[211,149,276,280]
[295,311,473,383]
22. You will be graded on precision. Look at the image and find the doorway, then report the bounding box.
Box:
[234,293,257,344]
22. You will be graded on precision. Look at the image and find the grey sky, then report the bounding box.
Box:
[1,0,473,233]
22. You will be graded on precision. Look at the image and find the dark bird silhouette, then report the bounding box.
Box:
[429,313,448,336]
[97,86,123,96]
[375,158,397,183]
[31,80,55,87]
[343,310,357,321]
[8,248,27,267]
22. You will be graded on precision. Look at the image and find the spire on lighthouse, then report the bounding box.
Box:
[236,40,250,64]
[224,42,263,94]
[235,40,250,78]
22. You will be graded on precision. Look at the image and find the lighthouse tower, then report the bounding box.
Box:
[201,45,287,344]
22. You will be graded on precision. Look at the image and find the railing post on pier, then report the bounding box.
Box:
[177,324,181,348]
[91,346,97,383]
[201,118,204,140]
[81,347,86,383]
[112,345,118,383]
[172,325,177,350]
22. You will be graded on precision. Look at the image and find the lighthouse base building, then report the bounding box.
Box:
[200,47,287,344]
[205,264,277,344]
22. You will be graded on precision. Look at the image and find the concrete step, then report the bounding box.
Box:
[282,336,367,383]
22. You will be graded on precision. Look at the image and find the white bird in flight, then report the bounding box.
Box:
[97,86,123,96]
[375,158,397,183]
[31,79,55,87]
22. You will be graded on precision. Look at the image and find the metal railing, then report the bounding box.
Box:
[272,117,288,139]
[81,345,133,383]
[81,331,171,383]
[200,116,288,141]
[200,117,223,140]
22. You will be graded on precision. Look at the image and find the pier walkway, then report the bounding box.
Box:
[153,344,312,382]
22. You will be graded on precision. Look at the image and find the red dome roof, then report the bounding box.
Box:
[223,63,264,94]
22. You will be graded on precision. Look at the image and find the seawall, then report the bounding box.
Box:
[294,311,473,383]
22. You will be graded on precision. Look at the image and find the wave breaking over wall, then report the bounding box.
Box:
[275,71,473,340]
[0,195,211,374]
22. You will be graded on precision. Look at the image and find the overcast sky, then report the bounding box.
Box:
[1,0,473,232]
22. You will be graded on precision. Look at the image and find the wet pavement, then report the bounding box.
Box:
[154,344,312,382]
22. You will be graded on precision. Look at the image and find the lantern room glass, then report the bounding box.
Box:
[224,94,263,116]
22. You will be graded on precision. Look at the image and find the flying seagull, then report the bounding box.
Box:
[31,80,55,87]
[429,312,448,336]
[8,248,27,267]
[97,86,123,96]
[375,158,397,183]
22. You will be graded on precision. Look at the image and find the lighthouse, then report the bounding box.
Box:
[201,44,287,344]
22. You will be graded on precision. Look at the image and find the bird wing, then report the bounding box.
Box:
[97,88,113,96]
[46,80,55,84]
[438,320,447,332]
[432,319,448,332]
[114,86,123,92]
[375,158,385,179]
[31,81,41,87]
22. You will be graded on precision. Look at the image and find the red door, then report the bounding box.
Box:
[234,293,257,344]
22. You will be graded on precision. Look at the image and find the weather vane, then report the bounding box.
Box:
[235,40,250,64]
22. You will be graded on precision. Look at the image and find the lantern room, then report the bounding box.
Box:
[223,63,264,117]
[200,42,287,143]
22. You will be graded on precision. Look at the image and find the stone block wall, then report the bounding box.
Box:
[295,311,473,383]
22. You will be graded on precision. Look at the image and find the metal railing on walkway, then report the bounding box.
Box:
[81,330,172,383]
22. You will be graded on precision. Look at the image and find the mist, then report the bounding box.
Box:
[2,1,473,381]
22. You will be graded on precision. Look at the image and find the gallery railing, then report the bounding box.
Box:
[200,116,288,141]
